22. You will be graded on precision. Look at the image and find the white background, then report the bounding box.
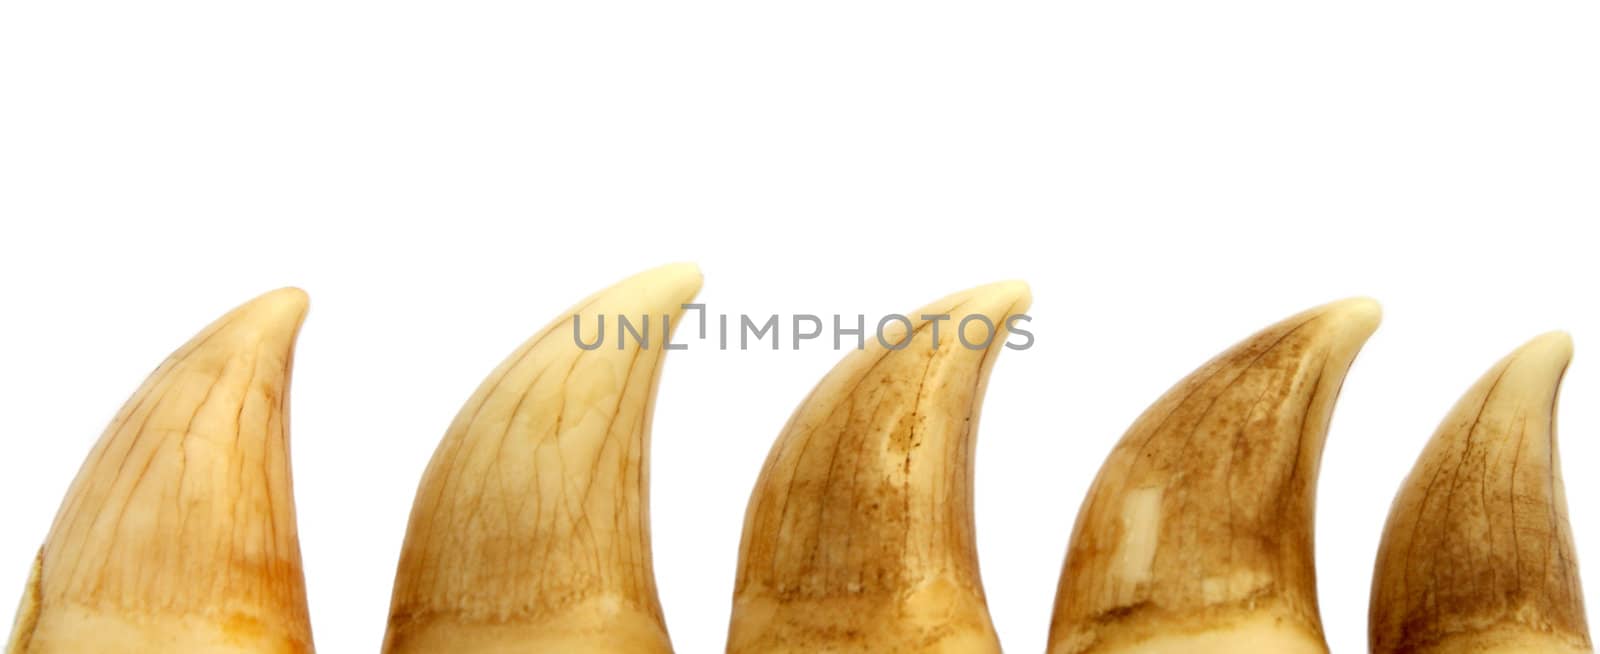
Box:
[2,2,1598,652]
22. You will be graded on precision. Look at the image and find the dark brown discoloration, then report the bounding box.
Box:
[1370,333,1591,654]
[729,282,1029,653]
[1049,299,1379,654]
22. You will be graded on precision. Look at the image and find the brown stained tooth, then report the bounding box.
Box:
[5,288,315,654]
[382,264,702,654]
[727,281,1032,654]
[1370,332,1592,654]
[1048,298,1381,654]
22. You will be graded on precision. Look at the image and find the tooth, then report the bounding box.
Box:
[1369,332,1592,654]
[5,289,315,653]
[727,281,1032,654]
[1048,298,1381,654]
[383,264,702,654]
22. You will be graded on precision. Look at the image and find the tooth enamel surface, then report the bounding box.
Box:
[1048,298,1381,654]
[5,289,315,654]
[1369,332,1593,654]
[728,281,1031,654]
[382,264,702,654]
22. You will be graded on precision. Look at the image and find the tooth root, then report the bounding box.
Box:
[1370,332,1592,654]
[383,264,701,654]
[728,281,1032,654]
[1048,298,1381,654]
[7,288,315,654]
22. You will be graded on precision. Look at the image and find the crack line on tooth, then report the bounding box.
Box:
[1546,360,1582,624]
[59,366,183,597]
[415,294,607,576]
[82,375,181,606]
[1403,359,1513,626]
[1225,350,1297,603]
[905,345,939,576]
[759,343,898,588]
[77,312,243,485]
[758,302,970,594]
[1142,316,1315,605]
[173,353,239,567]
[1279,351,1327,519]
[407,319,573,605]
[1511,409,1526,602]
[1112,310,1324,585]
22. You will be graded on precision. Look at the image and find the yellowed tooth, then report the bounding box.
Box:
[1048,298,1381,654]
[382,264,702,654]
[727,281,1032,654]
[1370,332,1592,654]
[6,288,315,654]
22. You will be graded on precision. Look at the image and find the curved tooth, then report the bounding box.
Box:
[383,264,702,654]
[1370,332,1592,654]
[1049,298,1381,654]
[728,281,1032,654]
[6,288,315,654]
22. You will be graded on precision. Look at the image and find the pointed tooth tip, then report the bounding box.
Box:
[643,260,703,283]
[1493,330,1574,394]
[230,286,310,337]
[623,262,704,302]
[980,278,1032,304]
[961,279,1033,316]
[251,286,310,313]
[1317,296,1382,331]
[1297,296,1382,357]
[182,287,312,363]
[1515,330,1575,364]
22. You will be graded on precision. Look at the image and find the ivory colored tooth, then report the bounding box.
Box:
[5,288,315,654]
[1370,332,1592,654]
[728,281,1032,654]
[1048,298,1381,654]
[383,264,702,654]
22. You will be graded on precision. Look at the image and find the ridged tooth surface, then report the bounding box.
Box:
[1048,298,1381,654]
[6,288,315,654]
[1370,332,1592,654]
[383,264,702,654]
[728,281,1032,654]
